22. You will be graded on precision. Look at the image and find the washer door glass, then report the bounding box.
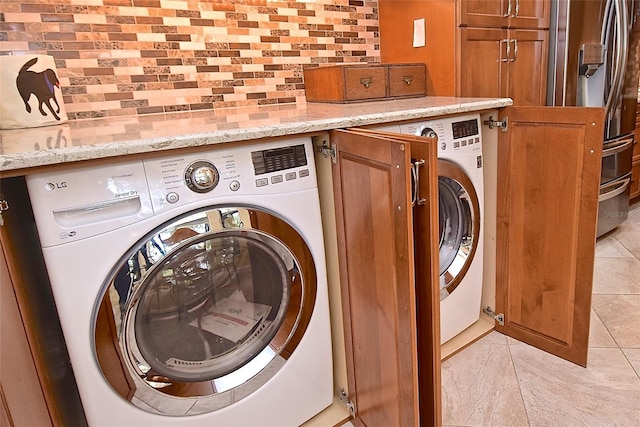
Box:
[93,206,317,416]
[438,160,480,301]
[133,230,289,382]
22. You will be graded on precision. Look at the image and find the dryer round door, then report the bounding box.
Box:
[93,206,317,416]
[438,159,480,301]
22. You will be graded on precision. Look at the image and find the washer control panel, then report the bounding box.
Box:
[143,136,316,214]
[399,113,483,155]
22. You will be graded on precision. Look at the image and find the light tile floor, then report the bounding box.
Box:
[442,201,640,426]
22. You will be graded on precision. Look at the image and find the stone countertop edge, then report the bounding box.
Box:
[0,97,512,173]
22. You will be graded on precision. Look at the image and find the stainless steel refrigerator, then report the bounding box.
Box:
[547,0,640,237]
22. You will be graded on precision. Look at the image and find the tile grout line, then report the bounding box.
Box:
[506,340,532,427]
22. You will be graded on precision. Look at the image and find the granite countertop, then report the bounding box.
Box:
[0,96,512,175]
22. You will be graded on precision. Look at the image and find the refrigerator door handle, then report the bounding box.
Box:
[604,0,629,117]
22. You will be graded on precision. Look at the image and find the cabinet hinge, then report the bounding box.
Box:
[482,306,505,326]
[483,116,509,131]
[338,388,356,417]
[0,198,8,227]
[317,141,337,164]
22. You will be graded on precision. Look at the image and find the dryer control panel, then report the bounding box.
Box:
[399,113,483,155]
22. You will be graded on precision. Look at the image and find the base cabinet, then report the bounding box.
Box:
[0,233,52,427]
[495,106,603,367]
[323,106,603,425]
[328,129,441,426]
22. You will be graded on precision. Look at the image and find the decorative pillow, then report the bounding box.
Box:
[0,54,68,129]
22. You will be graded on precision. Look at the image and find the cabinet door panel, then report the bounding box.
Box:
[496,106,604,366]
[510,0,551,29]
[458,0,508,28]
[508,29,549,105]
[0,237,53,427]
[340,128,442,426]
[330,129,419,427]
[458,28,508,99]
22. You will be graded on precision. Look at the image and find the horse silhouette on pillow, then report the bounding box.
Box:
[16,57,62,121]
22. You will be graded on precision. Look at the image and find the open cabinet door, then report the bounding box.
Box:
[329,128,440,427]
[495,106,604,367]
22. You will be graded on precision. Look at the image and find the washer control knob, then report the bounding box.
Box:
[185,161,219,193]
[166,192,179,204]
[420,127,438,140]
[229,180,240,192]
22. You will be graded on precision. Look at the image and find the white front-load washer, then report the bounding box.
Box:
[26,137,333,426]
[375,114,485,344]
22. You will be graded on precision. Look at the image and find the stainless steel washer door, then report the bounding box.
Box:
[438,159,480,300]
[93,206,317,416]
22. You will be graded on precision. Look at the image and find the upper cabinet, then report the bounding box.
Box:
[459,0,551,29]
[457,27,549,105]
[379,0,551,104]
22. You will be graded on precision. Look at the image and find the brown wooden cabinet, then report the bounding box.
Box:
[379,0,550,104]
[326,106,603,423]
[329,128,441,426]
[458,0,550,29]
[495,106,603,367]
[0,231,53,427]
[456,28,549,104]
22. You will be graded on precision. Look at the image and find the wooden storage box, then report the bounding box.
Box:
[303,63,426,103]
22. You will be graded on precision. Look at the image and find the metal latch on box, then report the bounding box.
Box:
[338,388,356,417]
[482,306,505,326]
[483,116,509,131]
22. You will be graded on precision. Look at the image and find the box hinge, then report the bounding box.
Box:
[483,116,509,131]
[482,306,505,326]
[318,141,337,163]
[338,388,356,417]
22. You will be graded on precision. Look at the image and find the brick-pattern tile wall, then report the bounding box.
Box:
[0,0,380,119]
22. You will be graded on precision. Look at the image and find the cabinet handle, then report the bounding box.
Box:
[504,0,512,17]
[500,39,510,62]
[411,159,426,206]
[510,39,518,62]
[513,0,520,17]
[360,77,372,88]
[402,76,413,85]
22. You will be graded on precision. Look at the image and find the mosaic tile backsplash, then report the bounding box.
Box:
[0,0,381,119]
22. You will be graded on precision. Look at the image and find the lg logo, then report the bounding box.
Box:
[44,182,68,191]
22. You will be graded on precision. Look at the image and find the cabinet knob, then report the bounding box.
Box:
[403,76,413,85]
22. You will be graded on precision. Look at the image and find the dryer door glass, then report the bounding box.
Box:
[93,206,317,415]
[438,160,480,301]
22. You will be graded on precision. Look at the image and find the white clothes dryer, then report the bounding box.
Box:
[378,114,485,344]
[26,137,333,426]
